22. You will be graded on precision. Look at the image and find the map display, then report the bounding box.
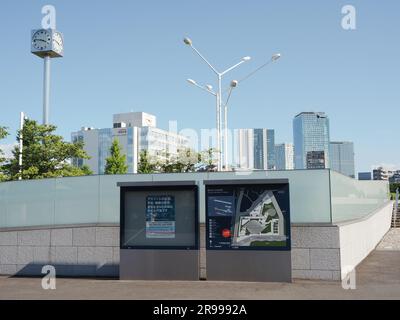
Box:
[206,184,290,250]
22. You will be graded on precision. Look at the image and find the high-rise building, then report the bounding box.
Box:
[275,143,294,170]
[329,141,355,178]
[72,112,189,174]
[293,112,330,170]
[234,129,275,170]
[358,172,372,180]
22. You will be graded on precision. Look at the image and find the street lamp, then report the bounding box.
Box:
[187,79,216,96]
[184,37,251,171]
[236,53,281,85]
[222,53,282,170]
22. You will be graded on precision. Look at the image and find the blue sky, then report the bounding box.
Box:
[0,0,399,172]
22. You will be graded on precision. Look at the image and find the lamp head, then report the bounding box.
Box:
[230,80,238,88]
[206,85,213,91]
[183,37,192,46]
[271,53,281,61]
[242,56,251,61]
[187,79,197,85]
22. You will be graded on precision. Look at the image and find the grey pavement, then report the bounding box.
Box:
[0,229,399,300]
[377,229,400,251]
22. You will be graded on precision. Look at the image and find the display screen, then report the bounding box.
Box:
[206,183,290,250]
[121,186,198,249]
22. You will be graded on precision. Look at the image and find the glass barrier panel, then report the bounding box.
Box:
[0,182,8,228]
[98,174,152,224]
[330,170,390,223]
[54,175,99,225]
[207,170,332,223]
[5,179,55,228]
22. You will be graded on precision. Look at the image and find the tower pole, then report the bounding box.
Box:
[18,112,25,180]
[43,55,51,125]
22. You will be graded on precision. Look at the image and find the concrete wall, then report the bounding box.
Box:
[291,225,341,281]
[0,201,393,280]
[0,225,119,277]
[338,201,393,279]
[291,201,393,281]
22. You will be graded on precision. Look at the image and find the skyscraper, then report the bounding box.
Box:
[275,143,294,170]
[293,112,330,169]
[234,129,275,170]
[329,141,355,178]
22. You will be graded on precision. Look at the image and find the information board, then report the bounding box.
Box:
[118,181,199,280]
[206,183,290,250]
[120,183,198,249]
[146,195,176,239]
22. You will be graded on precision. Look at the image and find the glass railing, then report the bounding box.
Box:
[329,170,390,223]
[0,170,390,228]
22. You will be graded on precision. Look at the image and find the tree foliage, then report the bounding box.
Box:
[198,148,218,172]
[137,150,157,174]
[390,183,400,194]
[137,148,218,174]
[104,139,128,175]
[0,127,7,140]
[2,119,92,180]
[0,127,8,181]
[0,126,8,163]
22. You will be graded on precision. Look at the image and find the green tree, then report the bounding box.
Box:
[0,127,9,181]
[156,149,200,173]
[157,151,177,173]
[104,139,128,174]
[3,119,92,180]
[137,150,157,174]
[390,183,400,199]
[0,127,8,161]
[390,183,400,194]
[176,148,201,173]
[198,148,218,172]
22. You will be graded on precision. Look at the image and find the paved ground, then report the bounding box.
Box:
[377,229,400,251]
[0,230,399,300]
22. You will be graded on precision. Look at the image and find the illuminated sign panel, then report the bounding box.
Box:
[206,182,290,250]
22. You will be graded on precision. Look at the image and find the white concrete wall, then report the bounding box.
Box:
[338,201,393,280]
[291,201,393,281]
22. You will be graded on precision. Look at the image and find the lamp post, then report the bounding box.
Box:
[183,37,250,171]
[18,112,27,180]
[222,53,282,170]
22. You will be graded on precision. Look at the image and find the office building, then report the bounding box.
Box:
[72,112,189,174]
[233,128,275,170]
[329,141,355,178]
[358,172,372,181]
[373,167,390,181]
[275,143,294,170]
[389,171,400,183]
[306,151,326,169]
[293,112,330,170]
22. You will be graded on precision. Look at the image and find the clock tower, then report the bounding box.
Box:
[31,28,64,125]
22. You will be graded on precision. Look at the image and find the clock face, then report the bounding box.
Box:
[32,30,51,51]
[52,32,63,54]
